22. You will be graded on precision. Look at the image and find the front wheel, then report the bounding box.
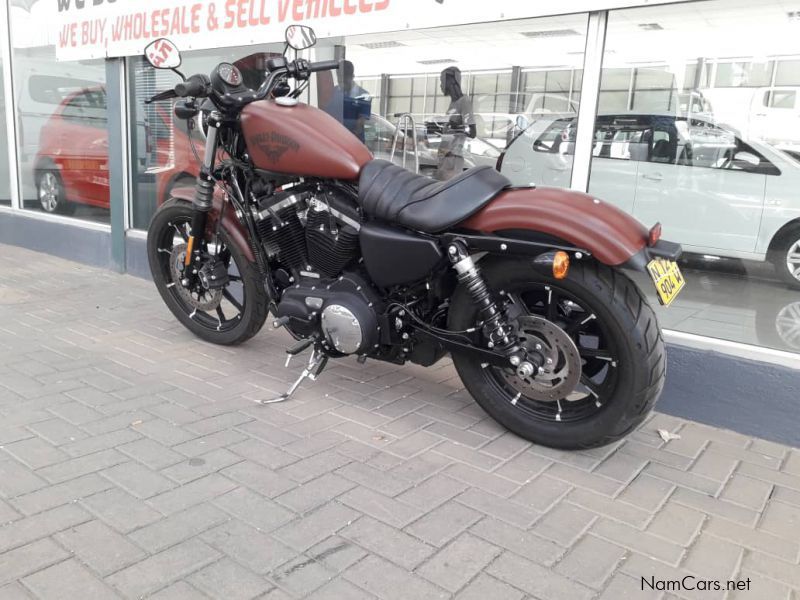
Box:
[147,198,268,345]
[37,171,75,215]
[771,225,800,290]
[448,259,666,449]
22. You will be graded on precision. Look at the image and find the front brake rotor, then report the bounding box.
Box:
[169,243,223,312]
[501,315,582,401]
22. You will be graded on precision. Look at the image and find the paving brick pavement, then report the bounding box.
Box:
[0,242,799,600]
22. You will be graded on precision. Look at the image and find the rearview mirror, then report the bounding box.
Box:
[285,25,317,51]
[144,38,182,69]
[515,115,530,131]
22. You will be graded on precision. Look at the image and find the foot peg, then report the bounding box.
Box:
[257,342,328,405]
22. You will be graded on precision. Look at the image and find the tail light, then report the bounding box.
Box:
[648,222,662,247]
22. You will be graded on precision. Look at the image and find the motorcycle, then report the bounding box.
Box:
[143,27,685,449]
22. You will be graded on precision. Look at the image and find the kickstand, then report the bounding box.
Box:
[257,344,328,405]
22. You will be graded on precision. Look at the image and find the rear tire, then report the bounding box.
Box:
[147,199,268,346]
[448,258,666,449]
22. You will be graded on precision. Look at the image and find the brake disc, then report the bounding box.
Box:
[501,315,582,402]
[169,243,223,312]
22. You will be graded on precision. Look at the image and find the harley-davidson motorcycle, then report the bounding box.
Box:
[144,27,685,449]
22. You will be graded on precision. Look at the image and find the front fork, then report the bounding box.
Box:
[184,113,221,276]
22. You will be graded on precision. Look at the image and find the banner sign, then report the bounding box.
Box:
[51,0,684,61]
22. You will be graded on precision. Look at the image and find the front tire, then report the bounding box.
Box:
[448,258,666,449]
[37,171,75,215]
[147,198,268,346]
[771,225,800,290]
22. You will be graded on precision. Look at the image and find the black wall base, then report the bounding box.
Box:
[0,211,113,270]
[659,346,798,447]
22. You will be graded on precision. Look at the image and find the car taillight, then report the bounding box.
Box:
[649,222,662,247]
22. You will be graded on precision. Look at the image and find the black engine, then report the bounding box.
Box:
[251,183,383,356]
[253,184,361,278]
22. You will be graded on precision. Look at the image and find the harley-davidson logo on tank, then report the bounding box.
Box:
[49,0,684,61]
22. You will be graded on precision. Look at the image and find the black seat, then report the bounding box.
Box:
[358,160,510,234]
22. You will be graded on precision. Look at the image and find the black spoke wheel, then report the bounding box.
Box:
[147,199,268,346]
[448,258,666,449]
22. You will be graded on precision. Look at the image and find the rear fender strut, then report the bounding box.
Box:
[458,186,682,271]
[441,231,682,273]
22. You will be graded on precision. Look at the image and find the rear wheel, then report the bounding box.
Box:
[147,199,268,345]
[448,258,665,449]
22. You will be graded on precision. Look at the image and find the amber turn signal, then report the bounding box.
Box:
[553,251,570,280]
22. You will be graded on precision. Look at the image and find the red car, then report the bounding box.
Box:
[34,86,199,215]
[35,53,283,217]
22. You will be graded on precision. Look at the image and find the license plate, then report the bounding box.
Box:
[647,258,686,306]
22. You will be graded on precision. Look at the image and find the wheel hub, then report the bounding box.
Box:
[169,243,223,312]
[501,315,582,402]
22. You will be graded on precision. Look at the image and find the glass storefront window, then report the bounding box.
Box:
[128,43,284,230]
[9,1,109,223]
[128,13,587,229]
[588,0,800,354]
[345,15,586,183]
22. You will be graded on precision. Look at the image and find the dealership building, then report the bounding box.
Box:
[0,0,798,442]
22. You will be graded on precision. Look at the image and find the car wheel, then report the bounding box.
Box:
[37,171,74,215]
[772,225,800,290]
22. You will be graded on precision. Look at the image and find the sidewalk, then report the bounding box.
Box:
[0,243,798,600]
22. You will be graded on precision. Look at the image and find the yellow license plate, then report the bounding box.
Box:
[647,258,686,306]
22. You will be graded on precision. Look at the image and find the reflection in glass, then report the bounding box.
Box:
[9,1,109,223]
[589,0,800,353]
[128,44,283,230]
[346,16,587,182]
[435,66,475,180]
[322,60,373,143]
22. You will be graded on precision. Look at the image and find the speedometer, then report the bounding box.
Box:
[218,63,243,86]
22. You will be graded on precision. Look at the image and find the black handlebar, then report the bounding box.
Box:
[148,58,339,106]
[309,59,341,73]
[175,74,211,98]
[145,89,178,104]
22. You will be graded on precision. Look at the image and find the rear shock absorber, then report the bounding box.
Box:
[448,241,516,351]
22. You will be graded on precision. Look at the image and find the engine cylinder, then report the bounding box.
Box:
[305,208,359,277]
[256,204,307,272]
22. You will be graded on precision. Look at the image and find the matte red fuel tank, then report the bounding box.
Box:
[240,100,373,180]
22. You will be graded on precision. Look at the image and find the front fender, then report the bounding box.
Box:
[460,187,651,267]
[169,185,256,263]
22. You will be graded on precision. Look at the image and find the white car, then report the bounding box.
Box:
[471,92,579,147]
[499,113,800,289]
